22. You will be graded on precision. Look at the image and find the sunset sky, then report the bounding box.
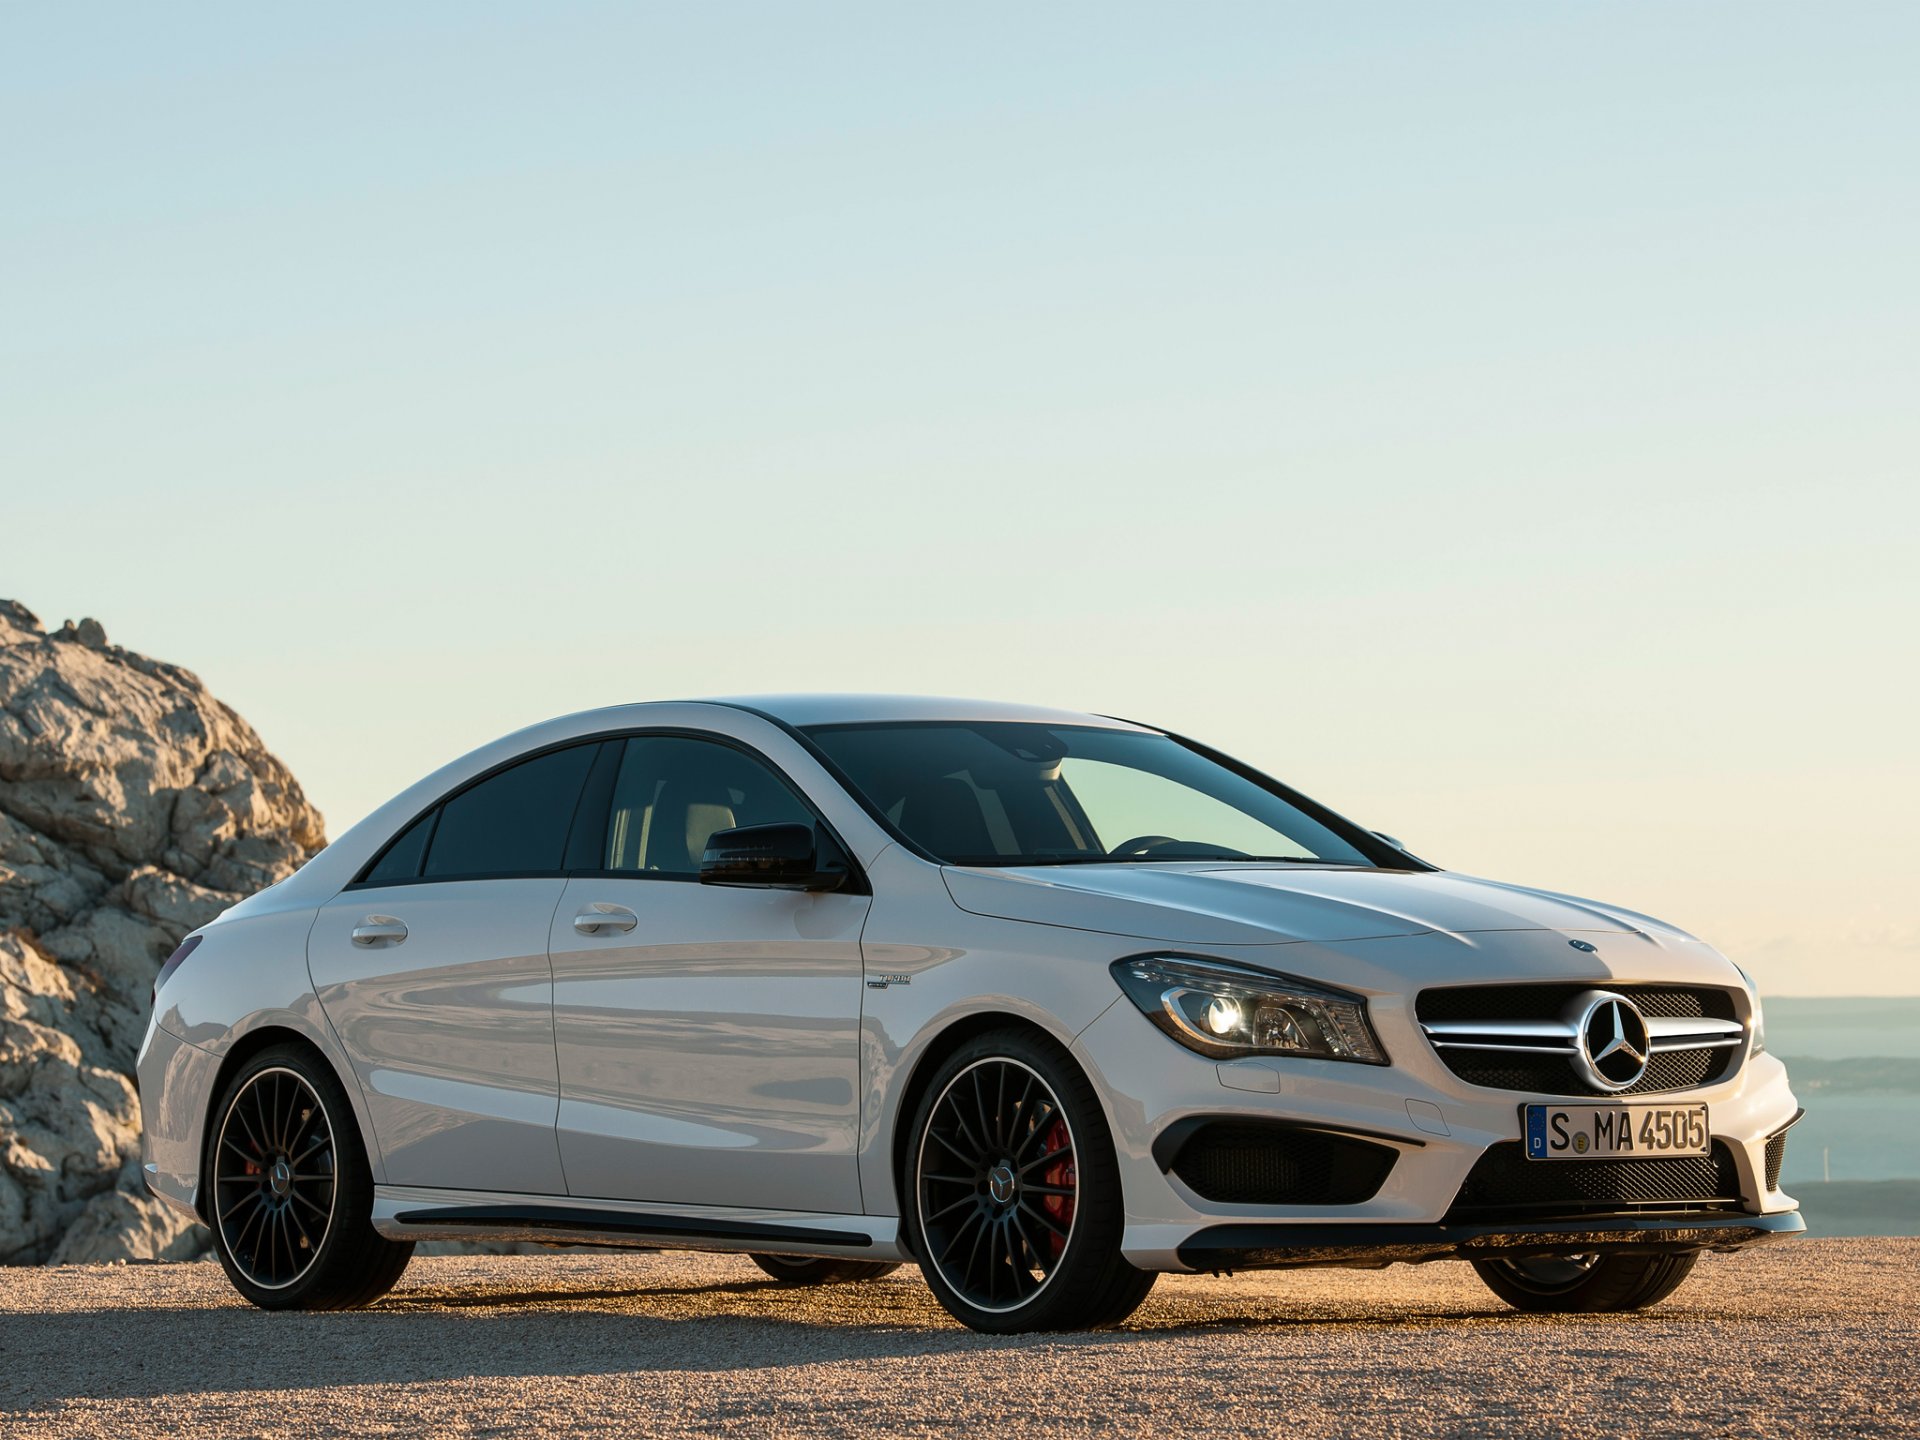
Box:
[5,5,1915,994]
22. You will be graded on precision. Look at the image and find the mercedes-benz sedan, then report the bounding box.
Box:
[139,696,1802,1331]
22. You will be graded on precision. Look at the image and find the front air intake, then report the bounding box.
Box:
[1445,1141,1744,1222]
[1163,1122,1397,1206]
[1763,1112,1802,1191]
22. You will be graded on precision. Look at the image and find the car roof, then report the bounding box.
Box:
[701,694,1155,731]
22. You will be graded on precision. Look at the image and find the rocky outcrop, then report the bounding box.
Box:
[0,600,324,1263]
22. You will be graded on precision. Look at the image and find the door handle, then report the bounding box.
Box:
[351,916,408,947]
[573,904,638,935]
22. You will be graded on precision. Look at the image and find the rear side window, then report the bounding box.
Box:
[363,810,436,884]
[419,744,599,879]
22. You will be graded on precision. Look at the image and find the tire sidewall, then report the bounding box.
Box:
[748,1253,901,1286]
[1472,1251,1697,1313]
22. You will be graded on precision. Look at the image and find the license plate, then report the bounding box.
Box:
[1524,1103,1709,1160]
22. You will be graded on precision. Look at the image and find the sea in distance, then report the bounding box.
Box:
[1767,997,1920,1185]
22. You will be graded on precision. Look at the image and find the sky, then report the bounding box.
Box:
[4,5,1916,995]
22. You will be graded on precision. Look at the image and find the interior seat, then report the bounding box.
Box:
[895,775,998,861]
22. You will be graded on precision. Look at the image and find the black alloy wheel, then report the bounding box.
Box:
[213,1065,338,1289]
[1471,1250,1700,1313]
[906,1029,1154,1332]
[918,1055,1078,1312]
[205,1043,414,1310]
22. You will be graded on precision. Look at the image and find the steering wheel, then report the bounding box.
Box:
[1109,834,1181,858]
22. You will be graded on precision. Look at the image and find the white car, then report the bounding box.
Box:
[138,697,1803,1331]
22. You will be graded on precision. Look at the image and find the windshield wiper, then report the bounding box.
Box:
[1100,855,1374,866]
[944,853,1373,868]
[1234,856,1371,865]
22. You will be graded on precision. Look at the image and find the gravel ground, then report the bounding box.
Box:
[1,1238,1914,1438]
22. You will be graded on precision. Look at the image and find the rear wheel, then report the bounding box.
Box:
[748,1253,902,1285]
[1471,1251,1699,1313]
[205,1043,413,1310]
[904,1028,1155,1333]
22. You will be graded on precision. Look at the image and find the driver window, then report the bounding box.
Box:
[602,736,814,877]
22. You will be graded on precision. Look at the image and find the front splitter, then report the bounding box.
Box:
[1176,1209,1805,1272]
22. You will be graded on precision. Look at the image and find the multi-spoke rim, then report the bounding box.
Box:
[917,1057,1078,1315]
[213,1066,338,1290]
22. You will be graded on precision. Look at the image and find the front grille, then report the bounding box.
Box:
[1167,1123,1397,1206]
[1416,984,1737,1023]
[1765,1128,1790,1191]
[1446,1141,1744,1222]
[1416,983,1744,1096]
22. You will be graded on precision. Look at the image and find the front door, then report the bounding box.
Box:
[548,734,869,1214]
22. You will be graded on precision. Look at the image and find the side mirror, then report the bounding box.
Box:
[1371,831,1408,851]
[700,822,849,892]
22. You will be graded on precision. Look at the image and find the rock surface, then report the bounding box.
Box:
[0,600,324,1264]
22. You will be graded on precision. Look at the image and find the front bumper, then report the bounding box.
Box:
[1071,942,1804,1274]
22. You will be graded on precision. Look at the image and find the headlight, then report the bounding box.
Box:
[1110,955,1386,1064]
[1734,963,1766,1055]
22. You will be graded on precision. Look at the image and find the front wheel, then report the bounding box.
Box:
[1471,1251,1699,1313]
[204,1042,414,1310]
[749,1253,902,1285]
[904,1028,1155,1333]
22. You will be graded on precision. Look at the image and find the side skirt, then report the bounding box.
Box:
[372,1186,904,1262]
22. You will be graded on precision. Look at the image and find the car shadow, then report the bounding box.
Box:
[374,1276,780,1309]
[0,1268,1749,1410]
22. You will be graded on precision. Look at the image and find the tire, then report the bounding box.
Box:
[1470,1251,1699,1313]
[203,1042,414,1310]
[749,1253,902,1286]
[902,1027,1156,1333]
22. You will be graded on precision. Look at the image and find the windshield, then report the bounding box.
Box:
[803,722,1380,868]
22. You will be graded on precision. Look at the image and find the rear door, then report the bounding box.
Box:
[309,742,604,1193]
[548,733,869,1214]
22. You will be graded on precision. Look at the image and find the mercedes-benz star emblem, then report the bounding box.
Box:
[1568,990,1652,1092]
[986,1163,1017,1206]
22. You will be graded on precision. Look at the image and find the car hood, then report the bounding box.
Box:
[940,863,1702,949]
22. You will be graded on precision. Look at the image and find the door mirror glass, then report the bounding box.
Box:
[700,823,847,891]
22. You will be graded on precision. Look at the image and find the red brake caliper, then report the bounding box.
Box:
[1040,1118,1076,1258]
